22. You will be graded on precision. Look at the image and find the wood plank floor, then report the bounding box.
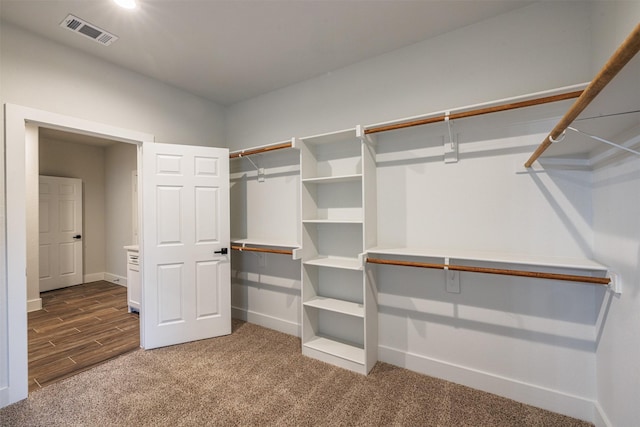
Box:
[28,281,140,391]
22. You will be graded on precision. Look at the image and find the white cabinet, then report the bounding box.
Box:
[124,245,140,313]
[298,127,377,374]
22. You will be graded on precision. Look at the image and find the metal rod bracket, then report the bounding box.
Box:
[243,156,265,182]
[443,112,458,163]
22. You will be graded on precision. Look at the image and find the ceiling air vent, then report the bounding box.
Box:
[59,14,118,46]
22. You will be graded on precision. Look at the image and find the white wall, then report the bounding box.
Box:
[39,138,107,281]
[105,142,138,280]
[590,1,640,75]
[0,22,226,147]
[225,2,592,150]
[374,120,599,420]
[592,154,640,427]
[589,4,640,426]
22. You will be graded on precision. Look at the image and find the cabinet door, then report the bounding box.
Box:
[127,263,141,311]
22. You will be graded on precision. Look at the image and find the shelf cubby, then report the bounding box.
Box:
[302,177,362,222]
[303,264,364,308]
[299,129,363,180]
[302,222,363,262]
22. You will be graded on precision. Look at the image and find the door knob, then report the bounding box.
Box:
[214,248,228,255]
[73,234,82,240]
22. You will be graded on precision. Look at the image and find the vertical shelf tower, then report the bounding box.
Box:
[296,126,377,374]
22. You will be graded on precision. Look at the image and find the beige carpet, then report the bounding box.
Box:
[1,320,591,426]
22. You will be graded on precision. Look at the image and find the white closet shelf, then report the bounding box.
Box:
[303,297,364,318]
[303,219,363,224]
[304,256,363,270]
[302,174,362,184]
[303,336,365,365]
[231,238,300,249]
[367,247,608,273]
[299,128,359,146]
[367,247,608,271]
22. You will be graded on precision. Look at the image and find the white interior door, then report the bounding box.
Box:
[39,175,83,292]
[142,142,230,349]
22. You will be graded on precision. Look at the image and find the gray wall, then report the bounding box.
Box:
[1,22,225,147]
[105,142,138,279]
[225,2,592,149]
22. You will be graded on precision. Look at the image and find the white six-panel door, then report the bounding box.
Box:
[39,176,83,292]
[142,143,230,349]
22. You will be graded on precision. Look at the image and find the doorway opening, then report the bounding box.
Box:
[28,128,141,390]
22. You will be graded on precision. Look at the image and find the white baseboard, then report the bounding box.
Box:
[83,272,105,283]
[103,273,127,287]
[27,298,42,312]
[378,345,595,423]
[232,306,300,337]
[593,401,613,427]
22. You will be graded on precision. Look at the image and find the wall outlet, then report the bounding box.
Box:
[258,253,267,268]
[445,269,460,293]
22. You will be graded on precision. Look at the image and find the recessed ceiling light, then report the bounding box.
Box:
[114,0,137,10]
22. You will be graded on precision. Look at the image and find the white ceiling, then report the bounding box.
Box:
[0,0,534,106]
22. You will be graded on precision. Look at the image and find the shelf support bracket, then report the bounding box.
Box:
[242,155,265,182]
[567,126,640,157]
[444,112,458,163]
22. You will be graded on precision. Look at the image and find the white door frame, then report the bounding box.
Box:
[2,104,153,407]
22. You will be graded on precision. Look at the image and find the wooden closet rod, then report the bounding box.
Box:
[366,257,610,285]
[231,245,293,255]
[525,22,640,167]
[364,90,583,135]
[229,142,293,159]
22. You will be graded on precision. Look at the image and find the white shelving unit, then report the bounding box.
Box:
[296,126,378,374]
